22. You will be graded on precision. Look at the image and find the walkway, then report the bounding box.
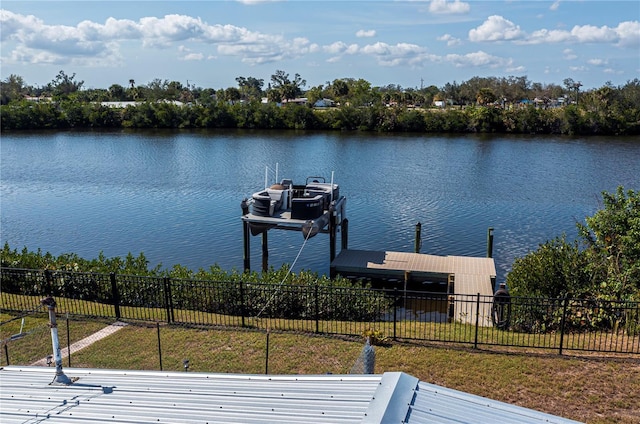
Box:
[31,321,128,366]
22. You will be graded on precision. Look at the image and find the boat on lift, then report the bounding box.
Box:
[243,168,345,238]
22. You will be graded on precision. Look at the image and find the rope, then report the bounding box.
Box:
[0,303,46,326]
[1,320,50,344]
[254,226,315,319]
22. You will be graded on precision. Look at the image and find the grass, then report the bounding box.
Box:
[2,315,639,424]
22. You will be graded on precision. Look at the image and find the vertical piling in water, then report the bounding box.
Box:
[41,297,73,385]
[329,205,336,262]
[414,222,422,253]
[486,227,494,258]
[341,218,349,250]
[243,220,251,272]
[261,231,269,272]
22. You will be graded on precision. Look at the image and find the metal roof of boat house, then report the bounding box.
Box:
[0,366,582,424]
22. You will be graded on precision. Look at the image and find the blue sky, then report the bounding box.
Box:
[1,1,638,91]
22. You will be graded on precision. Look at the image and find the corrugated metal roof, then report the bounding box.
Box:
[408,381,583,424]
[0,366,583,424]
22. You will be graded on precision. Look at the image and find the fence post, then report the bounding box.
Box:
[558,295,569,355]
[4,344,9,366]
[314,284,319,334]
[474,293,481,349]
[157,322,163,371]
[163,277,174,324]
[239,281,245,328]
[393,288,398,340]
[66,314,71,367]
[110,273,121,319]
[44,269,53,295]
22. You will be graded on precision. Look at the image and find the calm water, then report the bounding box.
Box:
[2,130,639,283]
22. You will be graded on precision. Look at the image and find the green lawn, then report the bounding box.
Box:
[2,316,638,424]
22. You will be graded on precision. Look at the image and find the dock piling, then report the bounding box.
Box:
[486,227,494,258]
[414,222,422,253]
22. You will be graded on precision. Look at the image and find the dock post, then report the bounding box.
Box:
[486,227,494,258]
[403,271,410,311]
[414,222,422,253]
[262,231,269,272]
[341,218,349,250]
[243,220,251,272]
[447,274,455,323]
[329,207,336,262]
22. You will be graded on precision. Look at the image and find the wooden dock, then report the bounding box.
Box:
[330,249,497,326]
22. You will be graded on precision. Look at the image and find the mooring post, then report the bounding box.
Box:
[487,227,494,258]
[341,218,349,250]
[329,206,337,262]
[243,220,251,272]
[414,222,422,253]
[41,297,73,385]
[261,231,269,272]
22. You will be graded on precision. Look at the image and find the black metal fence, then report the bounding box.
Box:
[1,267,638,354]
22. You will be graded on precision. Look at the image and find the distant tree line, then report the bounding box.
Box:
[1,70,639,135]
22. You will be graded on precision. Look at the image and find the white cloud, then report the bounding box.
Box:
[563,49,577,60]
[437,34,462,46]
[523,21,639,47]
[323,41,353,55]
[615,21,640,48]
[356,29,376,38]
[181,53,204,61]
[569,65,588,72]
[0,10,311,67]
[360,42,428,67]
[429,0,470,15]
[550,1,561,11]
[587,58,608,66]
[468,16,525,42]
[468,14,639,49]
[445,50,512,68]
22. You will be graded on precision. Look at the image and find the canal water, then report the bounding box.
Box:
[2,130,639,283]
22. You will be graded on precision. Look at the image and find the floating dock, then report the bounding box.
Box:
[330,249,496,326]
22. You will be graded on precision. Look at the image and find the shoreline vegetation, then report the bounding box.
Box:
[2,72,639,135]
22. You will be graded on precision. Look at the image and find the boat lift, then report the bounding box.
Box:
[240,173,348,272]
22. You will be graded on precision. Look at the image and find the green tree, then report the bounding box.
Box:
[577,186,640,301]
[235,76,264,101]
[108,84,127,101]
[50,70,84,99]
[1,74,27,104]
[507,187,640,301]
[270,70,306,102]
[476,87,497,105]
[224,87,242,104]
[506,236,590,298]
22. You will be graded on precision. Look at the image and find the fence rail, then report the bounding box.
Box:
[1,267,638,354]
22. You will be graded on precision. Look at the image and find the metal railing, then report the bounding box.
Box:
[1,267,638,354]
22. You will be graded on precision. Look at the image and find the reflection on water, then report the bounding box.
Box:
[2,130,639,285]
